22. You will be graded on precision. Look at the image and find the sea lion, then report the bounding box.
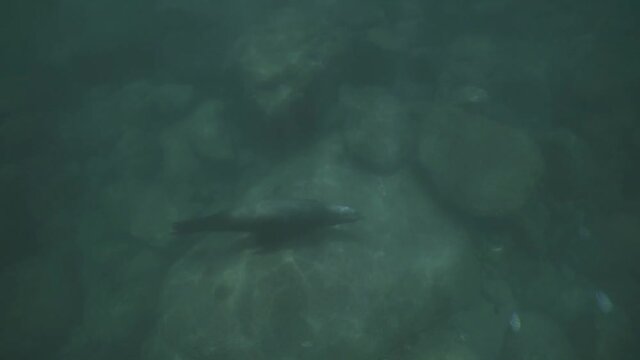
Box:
[129,200,359,262]
[172,199,361,241]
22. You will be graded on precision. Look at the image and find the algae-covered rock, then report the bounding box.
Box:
[418,107,544,217]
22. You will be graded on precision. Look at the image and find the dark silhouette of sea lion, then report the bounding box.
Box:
[117,200,359,268]
[172,199,361,250]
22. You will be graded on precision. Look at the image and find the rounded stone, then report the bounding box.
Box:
[418,108,544,217]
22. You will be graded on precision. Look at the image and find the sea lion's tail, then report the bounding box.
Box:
[172,212,237,235]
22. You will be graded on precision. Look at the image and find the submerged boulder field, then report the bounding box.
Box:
[6,1,638,360]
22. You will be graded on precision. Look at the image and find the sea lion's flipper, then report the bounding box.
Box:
[172,212,240,235]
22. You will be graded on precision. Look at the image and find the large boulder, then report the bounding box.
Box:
[142,136,481,360]
[56,83,238,359]
[338,86,415,174]
[406,279,515,360]
[438,34,553,126]
[418,107,544,217]
[65,82,238,242]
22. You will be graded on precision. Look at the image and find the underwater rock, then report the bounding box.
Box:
[143,136,481,360]
[500,312,576,360]
[438,34,552,125]
[181,100,234,162]
[521,262,594,326]
[236,6,344,120]
[418,107,544,217]
[161,99,236,180]
[593,295,636,360]
[338,86,415,174]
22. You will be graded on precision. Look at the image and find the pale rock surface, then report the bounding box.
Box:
[142,136,481,359]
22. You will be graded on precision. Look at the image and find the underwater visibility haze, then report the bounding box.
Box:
[1,0,639,359]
